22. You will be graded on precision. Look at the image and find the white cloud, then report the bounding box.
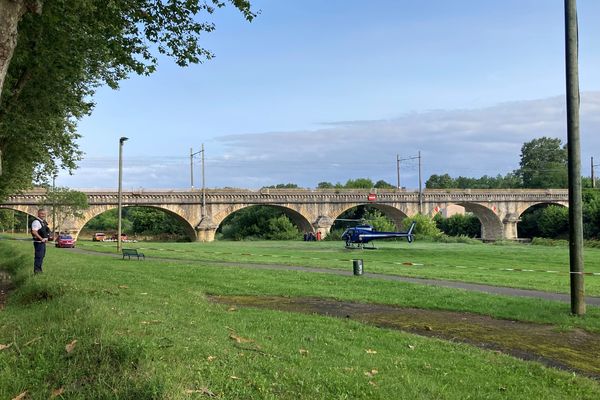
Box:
[59,92,600,189]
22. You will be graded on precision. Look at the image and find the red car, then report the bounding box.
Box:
[55,234,76,248]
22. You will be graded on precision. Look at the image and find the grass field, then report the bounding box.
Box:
[77,239,600,296]
[2,239,600,399]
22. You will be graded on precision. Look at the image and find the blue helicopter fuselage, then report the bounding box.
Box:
[341,222,416,246]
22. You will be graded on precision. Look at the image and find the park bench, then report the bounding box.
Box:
[122,248,145,260]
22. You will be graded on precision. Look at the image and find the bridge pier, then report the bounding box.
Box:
[313,216,334,239]
[502,213,520,241]
[196,216,218,242]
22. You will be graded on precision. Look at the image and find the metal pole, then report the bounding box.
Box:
[418,151,423,214]
[396,154,400,189]
[190,147,194,190]
[51,175,56,236]
[201,143,206,217]
[117,137,128,252]
[565,0,585,315]
[592,156,595,189]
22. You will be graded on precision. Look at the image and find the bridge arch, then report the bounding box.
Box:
[75,205,197,241]
[213,204,314,238]
[516,201,569,220]
[430,202,503,240]
[516,201,569,239]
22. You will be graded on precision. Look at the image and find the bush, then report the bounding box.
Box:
[434,213,481,237]
[0,241,29,287]
[402,214,443,238]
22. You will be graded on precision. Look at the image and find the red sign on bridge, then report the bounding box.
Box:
[367,193,377,202]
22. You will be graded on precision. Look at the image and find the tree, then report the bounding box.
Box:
[374,180,394,189]
[426,174,454,189]
[317,182,334,189]
[516,137,568,188]
[40,187,88,233]
[0,1,254,198]
[344,178,374,189]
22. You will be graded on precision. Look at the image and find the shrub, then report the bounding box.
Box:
[402,214,443,238]
[0,241,28,287]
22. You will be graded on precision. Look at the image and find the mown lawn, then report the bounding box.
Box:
[1,240,600,399]
[77,239,600,296]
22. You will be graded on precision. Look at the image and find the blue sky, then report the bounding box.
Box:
[57,0,600,190]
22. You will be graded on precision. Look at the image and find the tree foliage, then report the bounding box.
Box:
[515,137,568,188]
[217,206,300,241]
[426,137,569,190]
[83,207,189,240]
[434,213,481,237]
[426,173,521,189]
[40,187,88,233]
[0,0,254,199]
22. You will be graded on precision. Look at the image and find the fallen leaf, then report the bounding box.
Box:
[65,339,77,354]
[369,381,378,386]
[407,344,415,350]
[0,343,12,351]
[11,391,28,400]
[365,349,377,354]
[207,355,217,362]
[229,375,240,380]
[229,333,253,344]
[299,349,309,356]
[184,387,215,396]
[499,386,507,391]
[118,285,129,289]
[364,369,378,378]
[227,307,237,312]
[51,387,65,398]
[424,325,433,331]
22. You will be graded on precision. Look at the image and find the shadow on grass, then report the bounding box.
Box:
[209,294,600,379]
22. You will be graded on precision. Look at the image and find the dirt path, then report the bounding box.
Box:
[209,294,600,378]
[70,247,600,306]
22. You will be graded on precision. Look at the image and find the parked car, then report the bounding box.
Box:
[55,235,76,248]
[93,233,106,241]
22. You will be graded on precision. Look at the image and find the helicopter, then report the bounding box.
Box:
[340,220,417,249]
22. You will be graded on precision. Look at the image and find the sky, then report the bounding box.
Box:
[56,0,600,190]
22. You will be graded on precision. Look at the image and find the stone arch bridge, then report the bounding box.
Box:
[0,188,568,242]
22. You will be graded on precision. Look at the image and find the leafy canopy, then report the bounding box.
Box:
[0,0,254,199]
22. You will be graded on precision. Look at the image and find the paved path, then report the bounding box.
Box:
[70,248,600,306]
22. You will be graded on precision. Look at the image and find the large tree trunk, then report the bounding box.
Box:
[0,0,41,176]
[0,0,28,98]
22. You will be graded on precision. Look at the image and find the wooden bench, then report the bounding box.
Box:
[122,248,145,260]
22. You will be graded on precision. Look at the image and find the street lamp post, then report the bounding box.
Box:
[117,136,129,252]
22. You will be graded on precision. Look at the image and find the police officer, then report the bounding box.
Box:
[31,208,51,274]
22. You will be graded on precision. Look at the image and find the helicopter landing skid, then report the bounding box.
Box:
[345,243,377,250]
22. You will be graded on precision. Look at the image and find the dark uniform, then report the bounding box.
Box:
[31,218,51,274]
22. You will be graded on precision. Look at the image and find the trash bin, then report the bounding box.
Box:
[353,259,363,276]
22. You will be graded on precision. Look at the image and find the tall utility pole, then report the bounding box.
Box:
[418,151,423,214]
[201,143,206,217]
[396,154,401,189]
[117,136,129,252]
[397,152,423,212]
[591,157,599,189]
[190,147,195,190]
[565,0,585,316]
[190,145,206,217]
[52,174,56,237]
